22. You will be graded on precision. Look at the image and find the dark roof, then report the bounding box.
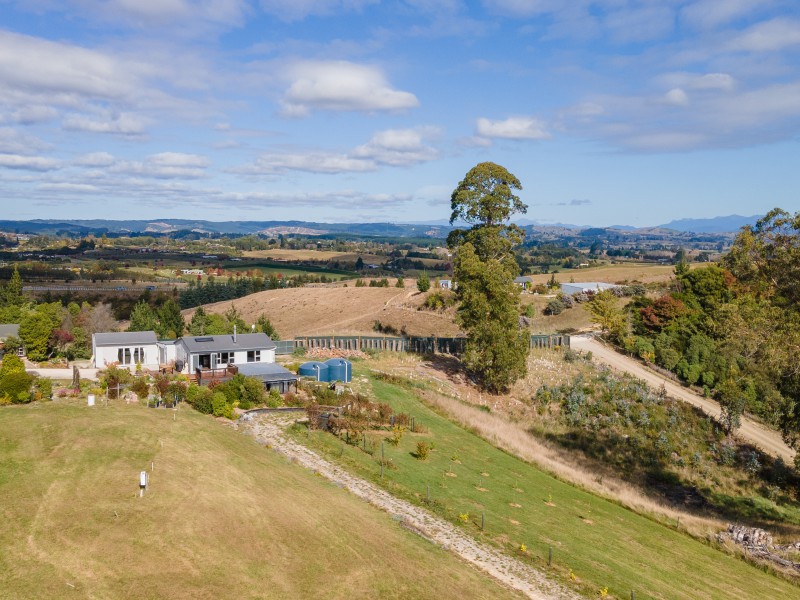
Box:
[236,362,299,383]
[179,333,276,353]
[0,324,20,339]
[94,331,158,346]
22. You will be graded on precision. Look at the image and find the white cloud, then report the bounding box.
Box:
[234,127,439,175]
[235,153,374,174]
[62,113,150,135]
[260,0,378,22]
[0,31,144,101]
[38,182,102,193]
[663,88,690,106]
[217,188,411,209]
[280,60,419,116]
[0,128,51,154]
[112,152,211,179]
[728,18,800,52]
[74,152,116,167]
[352,127,439,165]
[681,0,772,29]
[0,153,62,171]
[476,116,550,140]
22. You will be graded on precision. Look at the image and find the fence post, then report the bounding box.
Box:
[426,484,430,501]
[481,512,484,530]
[548,546,552,566]
[381,441,385,478]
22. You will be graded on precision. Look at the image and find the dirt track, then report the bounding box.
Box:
[241,415,579,600]
[570,335,796,463]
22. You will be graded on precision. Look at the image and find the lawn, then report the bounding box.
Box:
[0,399,519,600]
[290,369,800,600]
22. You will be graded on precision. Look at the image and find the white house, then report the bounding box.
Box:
[514,276,534,290]
[560,282,620,296]
[92,331,160,370]
[438,279,453,290]
[175,332,276,374]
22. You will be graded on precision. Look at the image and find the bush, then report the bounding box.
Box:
[266,388,282,408]
[187,385,213,414]
[131,376,150,399]
[212,392,233,419]
[414,441,430,460]
[0,370,33,403]
[33,376,53,401]
[544,298,565,315]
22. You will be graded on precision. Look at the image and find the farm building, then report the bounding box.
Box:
[236,362,298,393]
[560,282,620,296]
[92,331,160,371]
[514,276,534,290]
[438,279,453,289]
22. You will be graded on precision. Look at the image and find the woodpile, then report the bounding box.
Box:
[718,524,800,572]
[305,347,367,359]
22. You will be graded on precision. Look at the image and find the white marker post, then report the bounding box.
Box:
[139,471,148,497]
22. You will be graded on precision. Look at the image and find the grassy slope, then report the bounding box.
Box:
[0,400,518,600]
[292,371,799,600]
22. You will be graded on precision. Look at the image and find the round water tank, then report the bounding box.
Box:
[299,361,329,382]
[324,358,352,383]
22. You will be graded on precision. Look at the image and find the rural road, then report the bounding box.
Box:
[241,415,579,600]
[570,335,796,463]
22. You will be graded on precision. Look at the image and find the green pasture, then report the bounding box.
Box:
[291,371,799,600]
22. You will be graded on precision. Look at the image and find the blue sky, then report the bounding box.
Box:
[1,0,799,227]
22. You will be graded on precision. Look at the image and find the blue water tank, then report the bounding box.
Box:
[299,361,329,381]
[324,358,352,383]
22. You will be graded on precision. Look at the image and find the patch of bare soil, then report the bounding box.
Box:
[240,414,579,600]
[183,285,463,338]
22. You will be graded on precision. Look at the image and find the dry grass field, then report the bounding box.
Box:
[0,399,520,600]
[522,262,700,286]
[243,249,383,263]
[184,283,464,338]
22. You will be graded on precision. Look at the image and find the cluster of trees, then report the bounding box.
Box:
[1,267,117,361]
[593,209,800,458]
[184,306,279,340]
[179,276,277,309]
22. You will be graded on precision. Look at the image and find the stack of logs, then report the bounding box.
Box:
[718,524,800,572]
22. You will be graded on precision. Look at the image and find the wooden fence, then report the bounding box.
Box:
[274,334,568,356]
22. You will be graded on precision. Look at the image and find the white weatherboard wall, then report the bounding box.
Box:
[93,343,159,370]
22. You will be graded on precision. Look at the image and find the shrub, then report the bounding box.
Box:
[0,371,33,403]
[266,388,282,408]
[187,385,213,414]
[131,376,150,399]
[212,392,233,419]
[387,424,405,446]
[414,441,430,460]
[33,376,53,401]
[544,298,565,315]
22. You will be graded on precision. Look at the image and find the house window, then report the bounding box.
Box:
[247,350,261,363]
[218,352,234,365]
[117,347,144,365]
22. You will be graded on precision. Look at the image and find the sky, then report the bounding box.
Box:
[1,0,799,227]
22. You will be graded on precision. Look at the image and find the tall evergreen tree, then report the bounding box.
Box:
[2,266,24,307]
[448,162,529,393]
[128,300,158,332]
[156,298,184,338]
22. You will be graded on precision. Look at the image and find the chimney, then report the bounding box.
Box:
[234,324,237,343]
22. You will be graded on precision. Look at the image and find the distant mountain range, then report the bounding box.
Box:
[656,215,761,233]
[0,214,762,238]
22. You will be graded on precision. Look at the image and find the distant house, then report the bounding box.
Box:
[560,282,620,296]
[514,276,534,290]
[175,332,277,375]
[0,324,23,358]
[92,331,160,370]
[438,279,453,290]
